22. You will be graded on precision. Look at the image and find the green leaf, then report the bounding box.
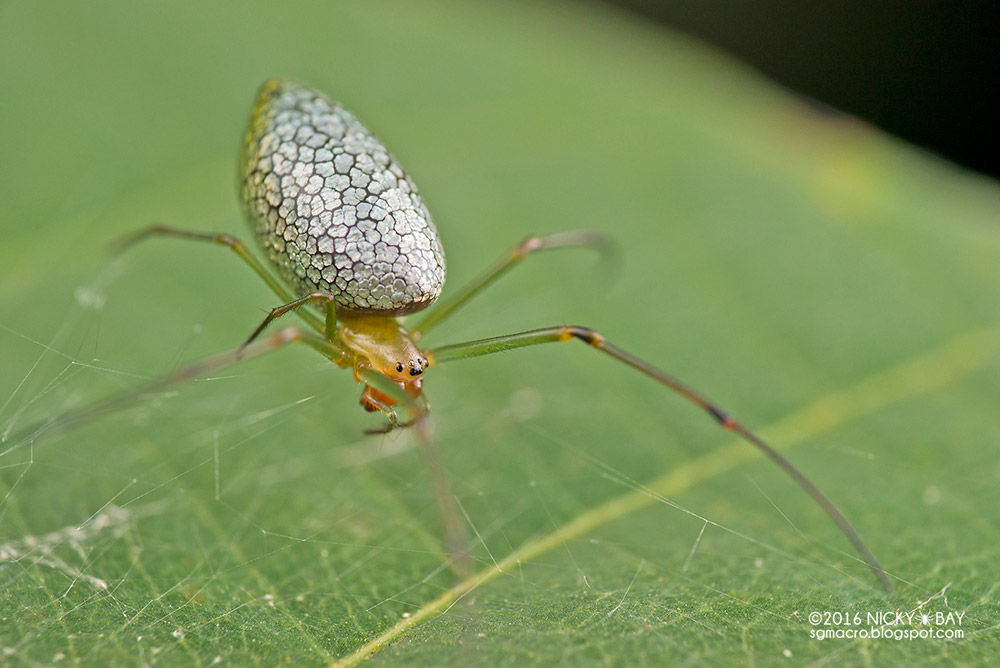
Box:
[2,1,998,666]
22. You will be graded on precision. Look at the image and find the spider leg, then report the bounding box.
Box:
[114,224,324,331]
[427,325,893,594]
[243,293,338,346]
[413,419,471,577]
[409,231,618,338]
[8,327,338,450]
[357,368,471,576]
[359,393,400,434]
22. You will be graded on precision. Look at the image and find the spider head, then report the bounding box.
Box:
[338,313,430,384]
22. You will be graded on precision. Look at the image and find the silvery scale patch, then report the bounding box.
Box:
[241,81,446,314]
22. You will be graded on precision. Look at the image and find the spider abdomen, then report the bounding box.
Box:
[240,80,446,314]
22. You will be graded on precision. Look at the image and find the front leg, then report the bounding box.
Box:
[359,384,401,434]
[355,366,469,575]
[427,325,893,593]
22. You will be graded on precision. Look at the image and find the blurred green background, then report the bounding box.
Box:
[1,1,999,666]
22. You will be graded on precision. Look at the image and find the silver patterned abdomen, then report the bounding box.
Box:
[240,80,446,314]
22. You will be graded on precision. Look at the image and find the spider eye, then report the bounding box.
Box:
[396,363,404,373]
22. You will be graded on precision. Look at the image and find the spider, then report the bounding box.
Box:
[22,80,891,592]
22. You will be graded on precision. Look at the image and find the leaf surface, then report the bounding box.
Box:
[1,1,998,666]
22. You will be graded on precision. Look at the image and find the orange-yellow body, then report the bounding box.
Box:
[334,313,428,413]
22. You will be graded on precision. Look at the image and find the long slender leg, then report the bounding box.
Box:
[9,327,339,449]
[427,326,893,593]
[115,224,324,331]
[356,368,471,576]
[408,231,617,339]
[243,293,338,346]
[413,420,471,577]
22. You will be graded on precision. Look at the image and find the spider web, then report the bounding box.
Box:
[1,261,993,667]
